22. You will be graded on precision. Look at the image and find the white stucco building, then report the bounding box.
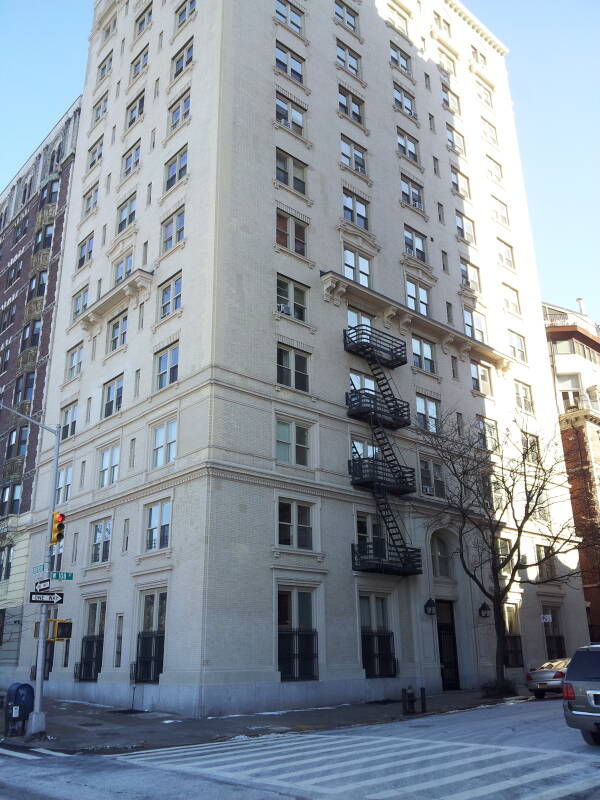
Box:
[13,0,588,714]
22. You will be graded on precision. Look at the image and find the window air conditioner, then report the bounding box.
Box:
[423,486,434,495]
[281,120,291,129]
[277,304,291,314]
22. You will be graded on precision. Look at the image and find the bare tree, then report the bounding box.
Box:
[420,414,582,688]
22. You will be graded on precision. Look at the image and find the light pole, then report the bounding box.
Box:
[0,399,60,736]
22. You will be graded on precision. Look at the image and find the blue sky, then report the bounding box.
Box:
[0,0,598,319]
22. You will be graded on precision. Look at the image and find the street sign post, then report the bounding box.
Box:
[50,571,73,581]
[29,592,64,605]
[35,579,50,593]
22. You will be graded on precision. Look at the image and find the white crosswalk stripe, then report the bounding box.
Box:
[113,732,600,799]
[0,747,40,760]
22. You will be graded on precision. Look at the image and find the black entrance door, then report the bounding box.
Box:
[436,600,460,690]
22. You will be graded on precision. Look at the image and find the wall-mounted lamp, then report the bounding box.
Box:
[478,602,491,619]
[424,598,437,616]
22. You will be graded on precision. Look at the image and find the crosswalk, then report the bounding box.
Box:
[0,745,71,760]
[113,732,600,799]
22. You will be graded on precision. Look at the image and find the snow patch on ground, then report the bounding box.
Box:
[206,703,351,720]
[58,700,115,709]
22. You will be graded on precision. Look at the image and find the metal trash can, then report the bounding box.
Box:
[4,683,34,737]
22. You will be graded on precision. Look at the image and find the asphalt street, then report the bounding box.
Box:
[1,698,600,800]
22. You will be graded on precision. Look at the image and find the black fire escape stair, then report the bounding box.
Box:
[345,326,422,576]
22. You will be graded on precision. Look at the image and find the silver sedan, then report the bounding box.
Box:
[526,658,570,699]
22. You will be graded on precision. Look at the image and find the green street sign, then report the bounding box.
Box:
[32,564,44,574]
[51,571,73,581]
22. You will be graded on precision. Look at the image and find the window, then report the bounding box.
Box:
[486,156,503,183]
[477,81,493,108]
[397,128,418,163]
[117,194,136,233]
[91,519,111,564]
[97,51,113,83]
[416,395,439,432]
[152,419,177,468]
[14,372,34,403]
[393,84,416,118]
[343,189,368,229]
[274,213,309,262]
[278,499,312,549]
[412,336,434,373]
[0,485,21,516]
[6,261,22,287]
[172,38,194,80]
[442,84,460,113]
[431,534,451,577]
[460,259,480,290]
[39,179,59,206]
[523,432,540,464]
[434,12,452,36]
[122,140,141,178]
[446,124,465,155]
[340,136,366,176]
[99,445,120,488]
[338,86,363,124]
[162,208,185,252]
[497,239,515,269]
[277,345,309,391]
[0,345,9,373]
[176,0,196,27]
[55,464,72,504]
[356,511,385,558]
[275,41,303,83]
[404,226,426,262]
[343,246,370,287]
[61,402,78,440]
[113,253,133,285]
[420,460,445,498]
[276,149,306,193]
[497,538,515,576]
[387,3,408,35]
[406,279,428,315]
[83,184,99,216]
[160,273,182,319]
[145,500,171,550]
[347,307,372,329]
[336,40,360,77]
[537,545,556,581]
[442,253,449,274]
[335,1,357,32]
[275,92,304,135]
[33,224,53,252]
[114,614,124,668]
[463,308,486,342]
[168,91,190,132]
[92,93,108,124]
[437,203,445,224]
[103,375,124,417]
[108,313,128,352]
[135,4,152,36]
[503,284,521,314]
[276,420,309,465]
[471,362,492,395]
[156,342,179,389]
[482,117,498,144]
[0,302,16,332]
[27,270,47,299]
[390,42,411,74]
[451,167,470,198]
[475,416,498,451]
[67,343,83,379]
[277,275,307,320]
[455,211,475,243]
[0,546,13,580]
[165,147,188,191]
[451,354,458,378]
[68,288,89,327]
[126,93,145,128]
[438,48,455,75]
[509,330,527,362]
[7,426,28,459]
[493,197,510,226]
[21,319,41,351]
[401,174,423,210]
[471,46,487,67]
[515,380,534,414]
[88,137,103,170]
[78,233,94,268]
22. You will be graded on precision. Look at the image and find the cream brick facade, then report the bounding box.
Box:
[12,0,588,714]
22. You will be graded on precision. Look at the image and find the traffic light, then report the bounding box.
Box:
[50,511,65,546]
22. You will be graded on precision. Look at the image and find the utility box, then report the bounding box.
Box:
[4,683,34,737]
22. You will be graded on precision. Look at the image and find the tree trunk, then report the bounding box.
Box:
[493,599,506,685]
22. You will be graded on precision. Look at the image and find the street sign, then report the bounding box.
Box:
[51,571,73,581]
[29,591,64,605]
[35,579,50,592]
[32,564,44,575]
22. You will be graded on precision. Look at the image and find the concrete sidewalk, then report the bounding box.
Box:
[1,690,531,755]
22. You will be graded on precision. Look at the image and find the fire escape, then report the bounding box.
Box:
[344,324,422,576]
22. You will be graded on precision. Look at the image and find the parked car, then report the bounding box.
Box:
[526,658,570,699]
[563,644,600,746]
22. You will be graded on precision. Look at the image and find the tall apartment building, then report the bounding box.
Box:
[0,101,81,686]
[544,300,600,639]
[14,0,587,714]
